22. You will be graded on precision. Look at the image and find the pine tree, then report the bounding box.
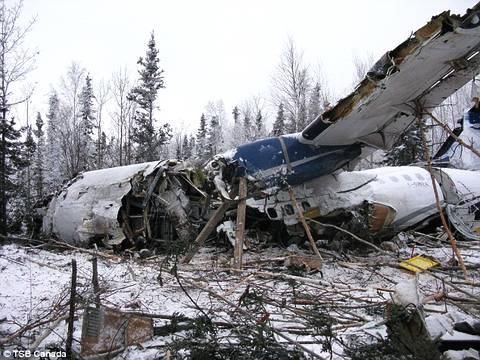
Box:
[189,135,196,157]
[232,106,240,125]
[0,0,37,235]
[384,121,426,166]
[243,113,253,141]
[97,131,108,169]
[45,92,64,192]
[182,135,191,159]
[308,83,322,123]
[196,113,207,159]
[128,31,171,162]
[77,74,96,171]
[254,110,265,139]
[272,103,286,136]
[0,117,32,233]
[206,115,222,157]
[32,112,45,200]
[18,123,36,232]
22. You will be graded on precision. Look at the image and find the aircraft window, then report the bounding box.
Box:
[284,204,295,215]
[389,176,399,182]
[415,173,424,180]
[302,201,310,210]
[377,179,386,184]
[267,208,278,219]
[402,175,412,181]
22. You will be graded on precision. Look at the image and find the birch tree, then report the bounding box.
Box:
[0,0,36,235]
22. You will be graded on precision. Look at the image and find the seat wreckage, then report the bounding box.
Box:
[42,4,480,251]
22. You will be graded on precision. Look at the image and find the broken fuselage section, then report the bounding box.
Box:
[246,166,480,240]
[42,160,206,248]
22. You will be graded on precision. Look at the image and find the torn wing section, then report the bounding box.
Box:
[302,4,480,151]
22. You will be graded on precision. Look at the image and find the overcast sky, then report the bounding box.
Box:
[19,0,475,133]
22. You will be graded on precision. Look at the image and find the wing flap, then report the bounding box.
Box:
[301,5,480,149]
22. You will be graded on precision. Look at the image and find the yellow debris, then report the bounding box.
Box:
[399,255,439,273]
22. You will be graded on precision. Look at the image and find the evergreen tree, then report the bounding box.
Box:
[33,112,46,200]
[254,110,265,139]
[297,98,308,130]
[0,117,32,233]
[0,0,37,235]
[17,123,36,232]
[189,135,196,157]
[243,113,253,142]
[97,131,108,169]
[182,135,191,159]
[232,106,240,125]
[384,121,426,166]
[77,74,96,171]
[45,91,64,192]
[196,113,207,159]
[128,31,171,162]
[175,141,182,160]
[206,115,222,157]
[308,83,322,123]
[272,103,286,136]
[285,114,296,133]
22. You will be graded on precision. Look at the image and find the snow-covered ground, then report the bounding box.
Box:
[0,236,479,359]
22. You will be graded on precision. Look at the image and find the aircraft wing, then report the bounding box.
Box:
[301,4,480,150]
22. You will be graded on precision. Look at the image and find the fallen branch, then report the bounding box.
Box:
[288,187,323,263]
[179,275,326,360]
[426,111,480,159]
[416,113,468,280]
[305,218,389,255]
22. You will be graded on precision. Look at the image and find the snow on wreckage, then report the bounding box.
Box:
[42,160,204,248]
[40,3,480,249]
[5,4,480,360]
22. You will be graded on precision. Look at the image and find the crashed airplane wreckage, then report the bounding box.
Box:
[42,4,480,249]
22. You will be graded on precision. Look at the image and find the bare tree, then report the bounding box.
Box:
[58,62,86,177]
[112,68,133,166]
[352,52,375,86]
[0,0,36,235]
[272,38,311,132]
[95,78,110,168]
[239,96,267,141]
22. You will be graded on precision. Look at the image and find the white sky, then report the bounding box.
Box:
[19,0,476,134]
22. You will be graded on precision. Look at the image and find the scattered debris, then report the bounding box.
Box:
[400,255,440,273]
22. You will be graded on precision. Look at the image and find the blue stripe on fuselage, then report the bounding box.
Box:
[229,134,361,186]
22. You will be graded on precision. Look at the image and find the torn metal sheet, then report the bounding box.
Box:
[43,162,161,246]
[248,166,444,235]
[432,168,480,240]
[81,306,153,357]
[302,5,480,149]
[206,6,480,211]
[42,160,205,247]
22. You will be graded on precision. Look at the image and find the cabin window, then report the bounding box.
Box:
[267,207,278,219]
[284,204,295,215]
[302,201,311,210]
[389,176,399,183]
[415,173,424,180]
[402,174,412,181]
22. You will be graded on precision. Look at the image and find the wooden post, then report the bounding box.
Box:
[66,258,77,358]
[233,177,247,270]
[92,256,100,308]
[288,187,323,263]
[182,201,232,264]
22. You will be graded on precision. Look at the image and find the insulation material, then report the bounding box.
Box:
[43,162,161,246]
[42,160,204,247]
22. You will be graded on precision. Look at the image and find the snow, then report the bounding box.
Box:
[42,161,162,246]
[1,237,479,359]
